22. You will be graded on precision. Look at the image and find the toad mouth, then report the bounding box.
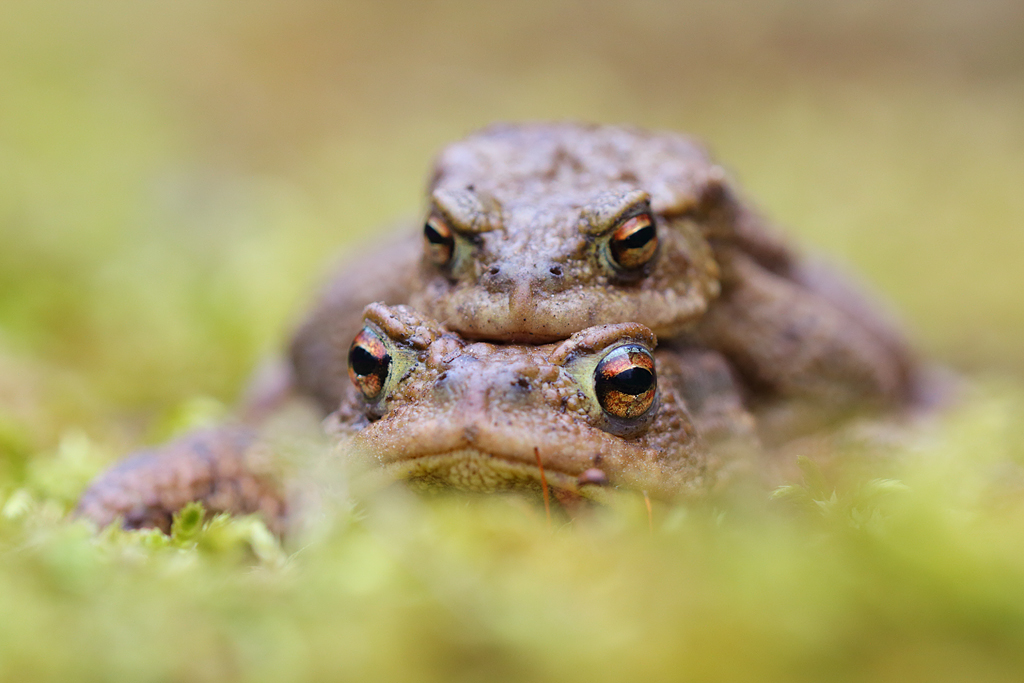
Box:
[377,448,615,503]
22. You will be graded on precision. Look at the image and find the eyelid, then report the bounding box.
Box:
[577,189,652,236]
[428,206,465,234]
[362,303,440,350]
[547,323,657,366]
[430,187,502,234]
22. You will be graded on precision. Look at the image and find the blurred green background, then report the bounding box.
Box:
[2,1,1024,681]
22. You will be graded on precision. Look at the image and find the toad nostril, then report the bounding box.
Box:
[488,266,501,276]
[549,265,563,277]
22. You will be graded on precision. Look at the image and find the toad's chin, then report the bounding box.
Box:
[377,448,613,503]
[410,283,709,343]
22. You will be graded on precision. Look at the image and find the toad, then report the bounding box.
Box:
[291,124,922,434]
[76,305,754,531]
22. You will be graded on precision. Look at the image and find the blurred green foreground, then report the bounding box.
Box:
[2,1,1024,681]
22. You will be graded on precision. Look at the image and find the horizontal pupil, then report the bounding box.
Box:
[608,366,653,395]
[617,223,654,250]
[424,223,452,245]
[350,345,388,377]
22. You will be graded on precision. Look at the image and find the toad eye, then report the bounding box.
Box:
[423,215,455,267]
[348,328,392,400]
[609,213,658,270]
[594,345,657,419]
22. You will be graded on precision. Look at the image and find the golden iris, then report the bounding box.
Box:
[609,213,657,270]
[348,328,391,400]
[594,345,657,419]
[423,215,455,267]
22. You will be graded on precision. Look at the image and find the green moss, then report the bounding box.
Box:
[0,397,1023,682]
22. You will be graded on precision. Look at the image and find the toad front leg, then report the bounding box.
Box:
[75,427,287,534]
[695,250,920,437]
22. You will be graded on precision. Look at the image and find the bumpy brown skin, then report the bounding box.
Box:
[293,123,920,425]
[330,304,754,501]
[660,345,757,446]
[75,428,287,534]
[695,251,914,413]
